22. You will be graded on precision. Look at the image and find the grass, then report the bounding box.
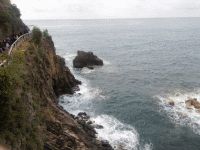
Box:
[0,41,44,150]
[0,30,55,149]
[0,52,8,62]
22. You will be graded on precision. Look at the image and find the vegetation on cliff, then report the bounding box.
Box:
[0,1,113,149]
[0,0,27,40]
[0,28,112,149]
[0,30,79,149]
[0,40,43,149]
[32,27,43,45]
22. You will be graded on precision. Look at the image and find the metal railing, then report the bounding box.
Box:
[0,32,31,67]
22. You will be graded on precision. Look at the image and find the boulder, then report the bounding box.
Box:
[101,140,112,149]
[73,51,103,69]
[169,100,175,106]
[185,98,200,109]
[92,124,104,129]
[77,112,90,121]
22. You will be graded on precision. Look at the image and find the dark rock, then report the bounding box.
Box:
[73,51,103,69]
[168,100,175,106]
[77,112,90,121]
[93,124,104,129]
[185,98,200,109]
[102,140,112,148]
[52,56,81,97]
[87,121,93,125]
[46,121,63,136]
[73,85,80,92]
[87,66,94,70]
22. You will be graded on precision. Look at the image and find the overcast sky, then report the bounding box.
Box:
[11,0,200,19]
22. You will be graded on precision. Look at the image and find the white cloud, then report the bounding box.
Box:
[11,0,200,19]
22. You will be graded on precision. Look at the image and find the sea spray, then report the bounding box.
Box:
[92,115,140,150]
[156,89,200,135]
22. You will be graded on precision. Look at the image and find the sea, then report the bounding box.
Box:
[25,18,200,150]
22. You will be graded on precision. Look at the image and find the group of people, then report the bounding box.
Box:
[0,30,29,53]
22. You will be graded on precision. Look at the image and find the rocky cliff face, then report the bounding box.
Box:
[0,1,113,149]
[0,34,112,149]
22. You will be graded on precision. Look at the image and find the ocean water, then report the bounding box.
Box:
[26,18,200,150]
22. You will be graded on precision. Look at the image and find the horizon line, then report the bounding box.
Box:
[23,16,200,21]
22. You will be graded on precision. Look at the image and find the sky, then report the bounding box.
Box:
[11,0,200,20]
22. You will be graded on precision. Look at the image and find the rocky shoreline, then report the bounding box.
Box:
[45,104,113,150]
[0,29,113,149]
[0,1,114,149]
[51,104,113,150]
[34,35,114,150]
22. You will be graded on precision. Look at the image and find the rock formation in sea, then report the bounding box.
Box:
[0,1,113,149]
[185,98,200,109]
[73,51,104,69]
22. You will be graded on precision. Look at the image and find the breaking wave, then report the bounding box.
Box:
[156,89,200,135]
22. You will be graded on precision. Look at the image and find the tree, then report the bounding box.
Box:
[31,27,42,45]
[11,4,21,18]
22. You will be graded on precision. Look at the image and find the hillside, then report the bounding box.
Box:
[0,29,113,149]
[0,0,113,149]
[0,0,28,40]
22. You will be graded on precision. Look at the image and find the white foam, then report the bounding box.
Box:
[156,89,200,135]
[60,53,152,150]
[59,75,152,150]
[59,53,106,114]
[103,59,111,65]
[59,78,102,115]
[92,115,152,150]
[81,67,95,74]
[92,115,139,150]
[63,53,76,67]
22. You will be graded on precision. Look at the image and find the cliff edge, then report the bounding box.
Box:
[0,1,113,149]
[0,31,112,150]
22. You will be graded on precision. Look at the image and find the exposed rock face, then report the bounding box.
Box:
[73,51,103,69]
[42,37,81,97]
[185,98,200,109]
[0,36,113,149]
[0,1,113,148]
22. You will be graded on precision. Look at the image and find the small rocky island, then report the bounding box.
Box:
[73,51,103,69]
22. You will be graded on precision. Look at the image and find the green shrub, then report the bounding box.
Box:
[31,27,42,45]
[0,4,20,24]
[0,0,11,5]
[43,29,49,38]
[43,29,53,42]
[0,49,43,149]
[0,12,11,23]
[0,2,23,39]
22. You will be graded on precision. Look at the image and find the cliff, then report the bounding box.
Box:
[0,0,28,40]
[0,1,113,149]
[0,30,113,149]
